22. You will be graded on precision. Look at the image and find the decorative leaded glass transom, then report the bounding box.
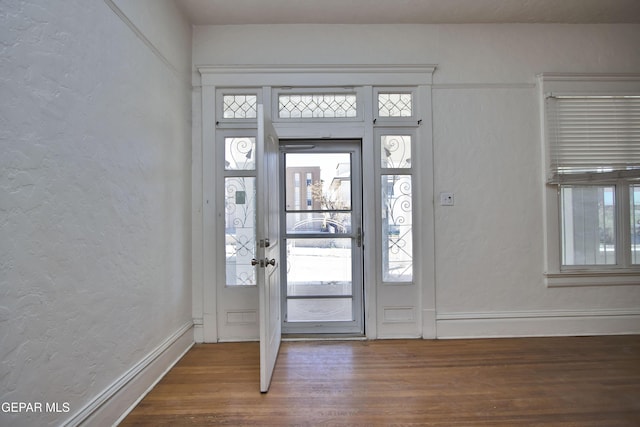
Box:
[223,95,257,119]
[378,93,413,117]
[279,93,357,119]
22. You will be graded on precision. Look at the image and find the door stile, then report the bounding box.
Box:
[256,104,282,392]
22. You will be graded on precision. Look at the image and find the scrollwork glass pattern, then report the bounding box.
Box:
[223,95,257,119]
[381,175,413,282]
[279,94,357,119]
[378,93,412,117]
[381,135,411,169]
[225,137,256,170]
[225,177,256,286]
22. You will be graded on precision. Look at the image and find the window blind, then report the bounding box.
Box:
[546,95,640,183]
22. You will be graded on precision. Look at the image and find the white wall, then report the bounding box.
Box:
[193,23,640,337]
[0,1,192,425]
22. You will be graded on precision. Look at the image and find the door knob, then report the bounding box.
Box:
[251,258,259,266]
[265,258,276,266]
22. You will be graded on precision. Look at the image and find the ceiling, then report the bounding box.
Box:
[176,0,640,25]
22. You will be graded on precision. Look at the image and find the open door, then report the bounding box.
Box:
[256,104,282,392]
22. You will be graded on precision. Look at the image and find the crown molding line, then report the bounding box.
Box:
[432,82,536,90]
[537,72,640,82]
[197,64,437,87]
[104,0,190,86]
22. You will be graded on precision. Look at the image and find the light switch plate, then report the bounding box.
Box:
[440,192,454,206]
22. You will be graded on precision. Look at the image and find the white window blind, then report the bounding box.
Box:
[546,95,640,183]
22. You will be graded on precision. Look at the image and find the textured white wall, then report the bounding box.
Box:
[0,1,192,425]
[193,23,640,335]
[192,24,640,82]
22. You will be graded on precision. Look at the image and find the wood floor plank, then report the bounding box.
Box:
[120,336,640,426]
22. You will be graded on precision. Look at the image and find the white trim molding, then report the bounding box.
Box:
[545,271,640,287]
[437,309,640,339]
[103,0,190,86]
[64,322,194,426]
[198,64,436,87]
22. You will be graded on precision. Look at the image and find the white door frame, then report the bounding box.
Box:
[194,65,436,342]
[279,139,365,335]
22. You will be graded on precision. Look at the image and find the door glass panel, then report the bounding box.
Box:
[285,153,352,210]
[381,175,413,282]
[287,298,353,322]
[286,238,352,296]
[285,212,352,234]
[225,177,256,286]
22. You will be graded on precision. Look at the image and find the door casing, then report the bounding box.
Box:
[195,67,436,344]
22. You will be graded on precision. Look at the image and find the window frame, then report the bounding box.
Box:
[375,127,417,285]
[218,129,259,288]
[558,180,629,269]
[539,73,640,287]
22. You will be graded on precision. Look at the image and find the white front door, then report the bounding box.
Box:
[256,105,282,392]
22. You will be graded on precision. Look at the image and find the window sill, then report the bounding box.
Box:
[545,270,640,288]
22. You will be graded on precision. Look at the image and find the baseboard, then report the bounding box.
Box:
[64,321,194,427]
[436,309,640,339]
[422,308,437,339]
[193,317,204,343]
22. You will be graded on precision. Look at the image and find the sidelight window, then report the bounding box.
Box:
[377,130,415,283]
[224,136,257,286]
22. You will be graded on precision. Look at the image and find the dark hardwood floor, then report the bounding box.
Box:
[120,335,640,426]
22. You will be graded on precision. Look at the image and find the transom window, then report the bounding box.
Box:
[223,95,257,119]
[374,88,417,123]
[278,93,357,119]
[378,93,413,117]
